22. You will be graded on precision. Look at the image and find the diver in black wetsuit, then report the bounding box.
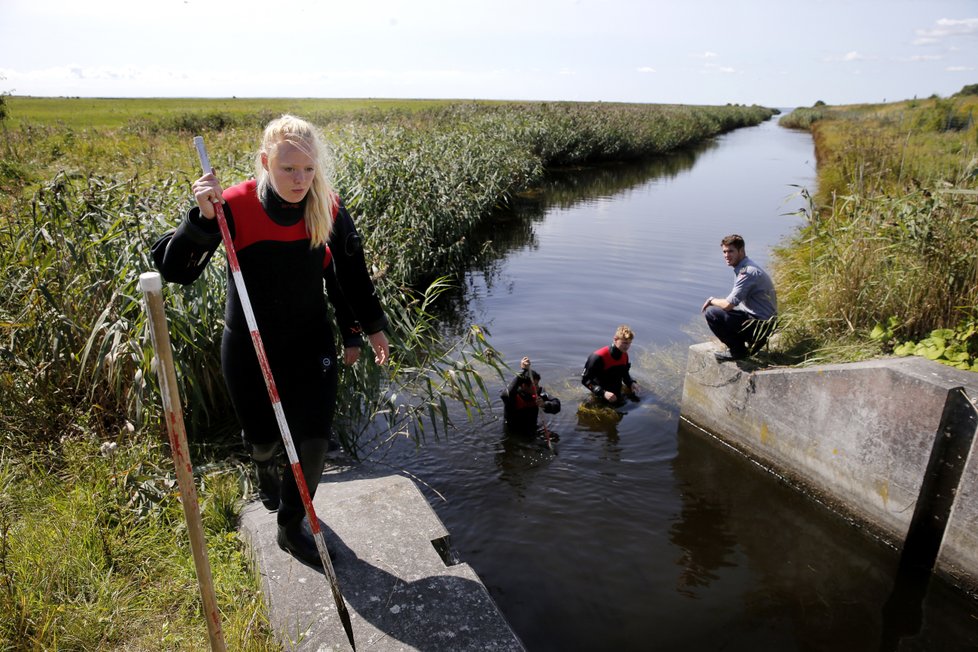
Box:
[500,356,561,438]
[581,324,641,404]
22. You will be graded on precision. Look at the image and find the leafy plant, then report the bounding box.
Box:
[892,321,978,371]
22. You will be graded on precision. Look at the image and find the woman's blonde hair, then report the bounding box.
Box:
[255,114,337,248]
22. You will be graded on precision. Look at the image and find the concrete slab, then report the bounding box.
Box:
[239,462,525,652]
[680,342,978,592]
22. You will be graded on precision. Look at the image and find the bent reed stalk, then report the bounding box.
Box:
[0,98,773,649]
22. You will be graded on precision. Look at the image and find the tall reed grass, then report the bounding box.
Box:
[773,93,978,364]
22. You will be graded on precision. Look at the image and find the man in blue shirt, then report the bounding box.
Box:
[701,234,778,361]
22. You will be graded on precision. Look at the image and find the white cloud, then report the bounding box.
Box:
[946,65,975,71]
[700,63,738,75]
[2,64,195,86]
[0,63,518,98]
[692,51,719,60]
[823,51,873,63]
[637,66,656,74]
[913,17,978,45]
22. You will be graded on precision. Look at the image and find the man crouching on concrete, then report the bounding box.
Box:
[701,234,778,361]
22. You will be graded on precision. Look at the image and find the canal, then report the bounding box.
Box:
[377,114,978,650]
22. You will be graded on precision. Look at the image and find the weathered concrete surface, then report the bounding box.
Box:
[680,342,978,592]
[239,463,525,651]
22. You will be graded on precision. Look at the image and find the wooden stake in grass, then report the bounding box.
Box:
[139,271,227,652]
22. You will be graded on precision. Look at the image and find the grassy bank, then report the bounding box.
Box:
[0,97,774,649]
[774,88,978,368]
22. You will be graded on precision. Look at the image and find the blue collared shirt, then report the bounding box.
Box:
[726,256,777,320]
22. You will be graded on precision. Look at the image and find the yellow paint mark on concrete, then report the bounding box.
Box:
[874,479,889,509]
[760,422,770,445]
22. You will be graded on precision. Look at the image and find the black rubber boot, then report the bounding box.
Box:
[277,438,332,563]
[247,435,282,511]
[277,518,335,567]
[325,436,343,460]
[255,458,281,511]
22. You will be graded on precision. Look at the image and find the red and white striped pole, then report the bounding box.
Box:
[139,271,227,652]
[526,361,553,451]
[194,137,356,651]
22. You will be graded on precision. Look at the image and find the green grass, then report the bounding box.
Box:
[0,436,272,650]
[6,96,457,129]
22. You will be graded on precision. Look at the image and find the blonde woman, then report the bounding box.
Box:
[153,114,388,566]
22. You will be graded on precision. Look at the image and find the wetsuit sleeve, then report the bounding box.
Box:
[623,363,636,389]
[323,261,365,349]
[501,371,526,421]
[329,199,388,334]
[151,205,224,285]
[581,353,605,397]
[506,369,531,398]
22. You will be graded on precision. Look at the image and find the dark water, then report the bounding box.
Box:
[377,116,978,650]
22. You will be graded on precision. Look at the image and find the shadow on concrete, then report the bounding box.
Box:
[241,462,524,651]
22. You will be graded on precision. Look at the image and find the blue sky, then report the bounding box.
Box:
[1,0,976,107]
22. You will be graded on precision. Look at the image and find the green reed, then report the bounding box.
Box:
[772,94,978,363]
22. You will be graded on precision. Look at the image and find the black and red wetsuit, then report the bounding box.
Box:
[152,180,386,528]
[500,369,561,435]
[581,344,635,400]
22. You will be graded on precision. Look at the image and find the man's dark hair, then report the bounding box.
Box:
[720,234,745,250]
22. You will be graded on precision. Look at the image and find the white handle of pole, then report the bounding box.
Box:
[139,271,162,293]
[194,136,211,172]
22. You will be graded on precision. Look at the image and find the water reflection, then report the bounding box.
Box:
[493,430,555,496]
[436,143,717,332]
[879,567,931,651]
[672,421,892,650]
[520,141,714,211]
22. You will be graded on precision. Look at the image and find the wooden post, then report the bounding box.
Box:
[139,271,227,652]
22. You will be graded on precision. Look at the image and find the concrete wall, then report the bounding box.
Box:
[680,343,978,592]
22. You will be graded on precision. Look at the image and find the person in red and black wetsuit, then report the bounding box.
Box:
[152,114,388,567]
[500,356,561,438]
[581,325,641,403]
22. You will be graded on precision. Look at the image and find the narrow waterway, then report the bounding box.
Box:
[378,115,978,651]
